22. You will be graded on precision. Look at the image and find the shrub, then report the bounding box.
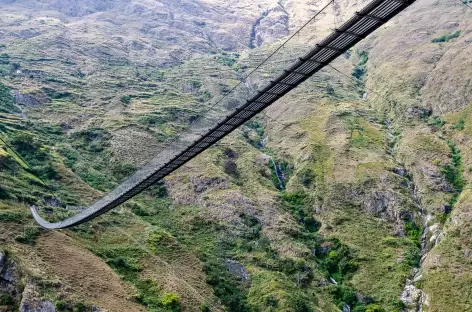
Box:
[404,219,422,245]
[135,279,161,307]
[75,303,88,312]
[432,30,461,43]
[135,280,182,312]
[57,144,79,168]
[351,51,369,80]
[0,294,14,305]
[42,88,70,99]
[147,182,168,198]
[15,225,42,245]
[442,141,464,207]
[160,292,181,312]
[147,228,175,251]
[292,293,312,312]
[107,256,140,272]
[0,185,10,200]
[365,304,385,312]
[120,95,132,104]
[217,54,238,67]
[203,259,249,312]
[112,163,137,181]
[0,211,24,223]
[298,167,315,187]
[0,53,9,65]
[0,82,16,113]
[11,133,40,155]
[403,246,421,267]
[224,160,239,177]
[245,120,264,138]
[453,118,465,131]
[33,163,60,180]
[428,116,446,127]
[224,148,238,159]
[55,300,73,311]
[71,127,110,152]
[129,202,152,217]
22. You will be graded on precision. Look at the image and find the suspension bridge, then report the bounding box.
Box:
[31,0,416,229]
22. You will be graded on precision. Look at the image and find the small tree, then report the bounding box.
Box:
[344,116,363,140]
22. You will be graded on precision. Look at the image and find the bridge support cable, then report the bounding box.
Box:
[31,0,416,229]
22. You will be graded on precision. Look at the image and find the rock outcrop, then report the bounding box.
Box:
[251,4,289,48]
[0,251,21,311]
[19,282,55,312]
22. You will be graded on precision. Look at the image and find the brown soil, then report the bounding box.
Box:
[36,231,144,312]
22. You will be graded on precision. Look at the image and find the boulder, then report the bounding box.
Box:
[393,167,408,176]
[0,251,5,272]
[407,106,432,119]
[401,284,423,310]
[19,282,56,312]
[224,259,250,282]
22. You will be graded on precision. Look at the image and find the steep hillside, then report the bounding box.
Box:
[0,0,471,311]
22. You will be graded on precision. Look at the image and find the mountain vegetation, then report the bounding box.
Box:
[0,0,471,311]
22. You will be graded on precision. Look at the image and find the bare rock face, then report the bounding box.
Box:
[19,282,56,312]
[420,167,454,193]
[251,4,289,48]
[362,188,413,236]
[11,90,49,107]
[0,252,5,272]
[224,259,250,282]
[0,251,21,310]
[401,280,424,312]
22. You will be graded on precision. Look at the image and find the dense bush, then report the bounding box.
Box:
[57,144,79,168]
[404,219,422,245]
[0,153,18,173]
[112,163,137,181]
[0,294,14,305]
[203,259,250,312]
[107,256,140,272]
[453,118,465,131]
[281,191,320,232]
[32,163,60,180]
[14,225,42,245]
[42,87,71,99]
[160,293,181,312]
[0,82,15,113]
[71,127,111,152]
[442,140,464,208]
[120,95,132,104]
[223,159,239,177]
[352,51,369,80]
[0,53,9,65]
[10,133,41,156]
[0,185,10,200]
[298,167,316,187]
